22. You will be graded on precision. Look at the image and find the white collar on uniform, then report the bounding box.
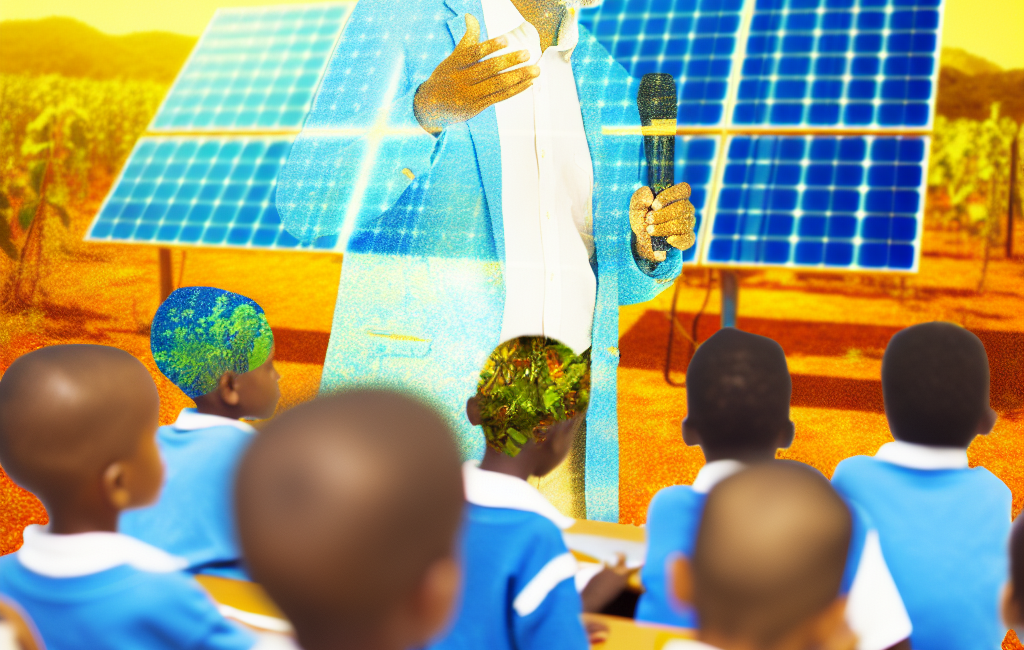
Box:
[691,459,747,494]
[874,440,969,470]
[172,408,256,434]
[480,0,580,62]
[16,524,188,578]
[463,461,576,530]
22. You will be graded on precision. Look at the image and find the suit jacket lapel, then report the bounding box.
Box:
[445,0,505,263]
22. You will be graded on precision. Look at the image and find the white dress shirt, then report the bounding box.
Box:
[873,440,970,470]
[481,0,597,355]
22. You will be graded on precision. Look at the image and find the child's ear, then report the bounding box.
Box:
[1001,581,1021,630]
[102,462,132,510]
[681,420,701,447]
[465,396,481,426]
[978,408,998,437]
[806,597,856,650]
[217,371,241,407]
[670,555,694,606]
[778,420,795,450]
[407,555,461,645]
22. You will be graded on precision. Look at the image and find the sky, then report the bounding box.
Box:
[0,0,1022,70]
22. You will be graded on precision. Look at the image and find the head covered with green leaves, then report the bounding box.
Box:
[475,337,591,457]
[151,286,274,399]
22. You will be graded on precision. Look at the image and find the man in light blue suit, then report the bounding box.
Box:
[276,0,695,522]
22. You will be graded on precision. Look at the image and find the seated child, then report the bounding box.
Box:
[234,389,465,650]
[120,286,280,580]
[0,344,260,650]
[0,595,42,650]
[671,462,857,650]
[638,327,912,650]
[832,321,1010,650]
[426,336,619,650]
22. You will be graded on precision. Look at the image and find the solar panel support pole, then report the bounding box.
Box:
[159,247,174,303]
[720,270,738,329]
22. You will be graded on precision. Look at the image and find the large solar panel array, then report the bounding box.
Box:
[579,0,941,272]
[89,0,941,273]
[87,3,353,250]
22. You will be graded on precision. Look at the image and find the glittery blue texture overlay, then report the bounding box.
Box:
[151,287,274,399]
[276,0,683,522]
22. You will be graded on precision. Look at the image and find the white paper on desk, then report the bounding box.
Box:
[574,560,604,592]
[563,533,646,569]
[252,633,301,650]
[218,603,293,634]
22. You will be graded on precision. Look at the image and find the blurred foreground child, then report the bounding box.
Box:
[832,322,1010,649]
[120,286,281,580]
[0,596,42,650]
[0,345,259,650]
[1001,514,1024,636]
[670,462,857,650]
[427,337,621,650]
[235,389,464,650]
[638,328,911,650]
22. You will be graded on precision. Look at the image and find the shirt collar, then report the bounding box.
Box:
[874,440,969,470]
[172,408,256,434]
[463,461,576,530]
[479,0,579,62]
[16,524,188,578]
[691,459,747,494]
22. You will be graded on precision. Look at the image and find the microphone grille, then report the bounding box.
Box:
[637,73,678,124]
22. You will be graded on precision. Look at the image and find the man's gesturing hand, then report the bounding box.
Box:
[629,182,697,263]
[414,14,540,135]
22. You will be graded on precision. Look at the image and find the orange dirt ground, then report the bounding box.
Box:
[1,196,1022,643]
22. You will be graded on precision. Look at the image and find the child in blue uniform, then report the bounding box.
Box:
[670,462,858,650]
[426,337,610,650]
[120,286,281,580]
[235,389,466,650]
[0,345,259,650]
[637,328,912,650]
[832,321,1010,650]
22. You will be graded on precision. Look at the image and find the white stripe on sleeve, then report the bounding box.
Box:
[513,552,580,617]
[846,530,913,650]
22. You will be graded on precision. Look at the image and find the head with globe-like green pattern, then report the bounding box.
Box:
[473,337,590,458]
[151,286,275,400]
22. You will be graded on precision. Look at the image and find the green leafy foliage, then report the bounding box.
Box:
[476,337,591,457]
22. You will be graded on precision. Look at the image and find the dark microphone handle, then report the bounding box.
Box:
[644,134,675,252]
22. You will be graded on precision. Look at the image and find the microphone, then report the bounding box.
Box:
[637,73,678,253]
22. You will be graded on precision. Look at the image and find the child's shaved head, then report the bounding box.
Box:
[0,345,159,505]
[685,328,792,454]
[236,389,464,650]
[882,321,993,447]
[692,462,851,645]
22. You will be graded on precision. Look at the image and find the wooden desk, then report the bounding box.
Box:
[564,519,647,591]
[587,614,695,650]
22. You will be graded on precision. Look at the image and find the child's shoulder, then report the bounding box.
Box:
[647,484,704,521]
[833,453,1011,497]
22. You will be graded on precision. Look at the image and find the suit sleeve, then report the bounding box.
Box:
[275,0,439,244]
[511,526,590,650]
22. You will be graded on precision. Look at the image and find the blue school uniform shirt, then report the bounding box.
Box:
[0,525,255,650]
[426,463,589,650]
[120,409,255,580]
[637,459,912,650]
[832,440,1012,650]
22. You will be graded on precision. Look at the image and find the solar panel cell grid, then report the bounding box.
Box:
[705,135,926,270]
[90,136,339,251]
[731,0,941,128]
[578,0,745,126]
[150,4,351,131]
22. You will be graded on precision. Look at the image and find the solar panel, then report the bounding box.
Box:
[701,134,927,270]
[579,0,746,127]
[86,3,354,251]
[582,0,939,273]
[732,0,942,128]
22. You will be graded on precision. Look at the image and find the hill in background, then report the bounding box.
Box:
[0,17,195,83]
[940,47,1004,76]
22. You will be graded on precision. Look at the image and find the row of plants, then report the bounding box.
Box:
[0,74,167,311]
